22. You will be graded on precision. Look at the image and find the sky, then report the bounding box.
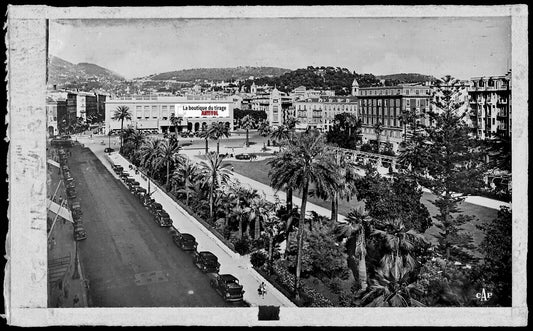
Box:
[49,17,511,80]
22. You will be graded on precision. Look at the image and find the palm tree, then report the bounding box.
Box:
[268,129,340,299]
[270,124,290,151]
[156,139,184,191]
[241,115,254,147]
[345,113,358,137]
[373,121,383,153]
[198,152,233,220]
[258,120,271,137]
[169,113,183,140]
[206,122,230,155]
[139,138,163,197]
[334,208,372,292]
[248,195,273,240]
[330,151,359,222]
[112,106,132,152]
[171,158,199,206]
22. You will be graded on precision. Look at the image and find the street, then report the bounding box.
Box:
[68,144,231,307]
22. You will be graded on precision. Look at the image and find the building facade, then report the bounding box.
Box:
[357,84,431,150]
[105,95,235,133]
[267,88,294,127]
[468,71,512,139]
[293,95,358,131]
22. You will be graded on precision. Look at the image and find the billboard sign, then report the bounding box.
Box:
[175,103,230,118]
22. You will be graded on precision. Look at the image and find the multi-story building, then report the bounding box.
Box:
[468,71,512,139]
[357,83,431,151]
[105,95,235,134]
[267,88,293,127]
[46,97,60,137]
[293,95,358,131]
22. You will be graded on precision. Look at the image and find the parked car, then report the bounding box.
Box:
[119,172,130,180]
[66,187,77,199]
[172,233,197,251]
[150,202,163,214]
[209,274,245,302]
[112,165,124,174]
[73,224,87,241]
[124,177,135,186]
[134,187,147,199]
[127,180,140,190]
[104,147,115,153]
[193,251,220,273]
[235,153,251,160]
[144,197,155,209]
[156,210,172,227]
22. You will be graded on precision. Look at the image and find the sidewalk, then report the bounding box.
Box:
[86,144,295,307]
[47,155,89,308]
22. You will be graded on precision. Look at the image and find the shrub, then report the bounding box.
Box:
[327,277,343,294]
[360,143,373,152]
[233,237,251,255]
[250,251,268,269]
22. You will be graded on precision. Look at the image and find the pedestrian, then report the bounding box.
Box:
[231,166,234,172]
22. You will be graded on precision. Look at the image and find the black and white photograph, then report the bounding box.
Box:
[4,5,528,326]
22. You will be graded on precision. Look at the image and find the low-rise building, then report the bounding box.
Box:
[105,95,235,134]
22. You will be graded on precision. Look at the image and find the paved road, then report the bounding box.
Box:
[68,145,231,307]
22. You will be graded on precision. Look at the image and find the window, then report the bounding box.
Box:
[415,89,419,95]
[406,90,410,95]
[406,99,410,107]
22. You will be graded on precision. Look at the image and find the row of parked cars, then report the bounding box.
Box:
[110,162,245,303]
[57,148,87,241]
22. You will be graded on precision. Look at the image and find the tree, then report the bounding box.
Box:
[206,122,230,155]
[156,139,183,191]
[241,115,254,147]
[474,206,512,306]
[399,75,486,262]
[169,113,183,140]
[373,121,383,153]
[247,195,273,240]
[268,129,340,298]
[334,208,372,291]
[326,113,362,149]
[171,157,199,206]
[139,138,163,196]
[198,152,233,220]
[112,106,132,151]
[330,150,359,223]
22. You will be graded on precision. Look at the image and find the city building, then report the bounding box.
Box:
[293,95,358,131]
[105,95,235,133]
[357,83,432,151]
[267,88,294,127]
[46,97,61,137]
[468,71,512,139]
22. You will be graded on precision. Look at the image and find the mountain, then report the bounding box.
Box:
[48,55,125,90]
[145,66,292,82]
[376,73,438,85]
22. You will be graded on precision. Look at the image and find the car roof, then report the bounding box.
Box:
[219,274,238,282]
[199,251,217,258]
[180,233,195,240]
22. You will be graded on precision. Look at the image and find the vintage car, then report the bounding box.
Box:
[127,180,140,190]
[112,165,124,174]
[150,202,163,214]
[172,233,197,251]
[235,153,251,160]
[124,177,135,186]
[73,224,87,241]
[155,210,172,227]
[104,147,115,153]
[66,187,77,199]
[209,274,245,302]
[134,187,147,199]
[144,197,155,209]
[192,251,220,273]
[119,172,130,180]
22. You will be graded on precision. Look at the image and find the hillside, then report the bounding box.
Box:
[245,66,382,95]
[376,73,437,85]
[48,55,125,90]
[147,66,292,82]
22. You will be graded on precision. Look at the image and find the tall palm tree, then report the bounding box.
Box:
[169,113,183,140]
[330,151,359,222]
[156,139,184,191]
[206,122,230,155]
[198,152,233,220]
[171,158,199,206]
[139,138,163,196]
[112,106,132,151]
[270,124,290,151]
[268,129,340,299]
[258,120,271,137]
[334,208,372,292]
[241,115,254,147]
[248,195,273,240]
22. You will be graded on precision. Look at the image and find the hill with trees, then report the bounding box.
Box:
[376,73,438,86]
[145,66,292,82]
[242,66,382,95]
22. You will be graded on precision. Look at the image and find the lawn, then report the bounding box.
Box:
[226,158,499,255]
